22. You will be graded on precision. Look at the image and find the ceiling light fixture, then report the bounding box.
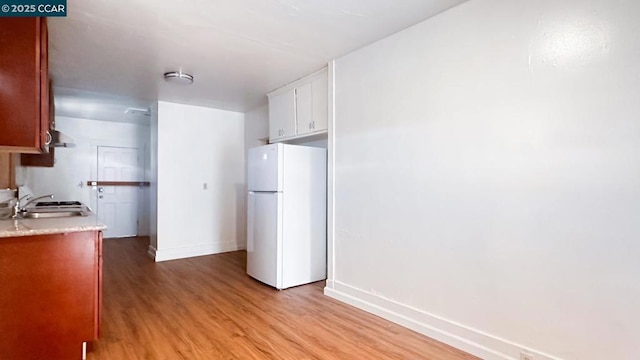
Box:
[163,71,194,85]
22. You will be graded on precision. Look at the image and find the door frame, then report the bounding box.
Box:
[96,145,141,238]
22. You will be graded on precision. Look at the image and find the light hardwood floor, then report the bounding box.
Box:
[89,237,478,360]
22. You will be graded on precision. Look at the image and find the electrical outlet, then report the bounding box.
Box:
[520,351,534,360]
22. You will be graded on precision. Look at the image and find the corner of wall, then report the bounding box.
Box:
[326,60,336,287]
[147,244,157,261]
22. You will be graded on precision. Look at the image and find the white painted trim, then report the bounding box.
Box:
[324,281,561,360]
[326,60,336,289]
[147,245,157,260]
[153,241,245,262]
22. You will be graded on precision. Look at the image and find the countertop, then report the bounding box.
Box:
[0,213,107,238]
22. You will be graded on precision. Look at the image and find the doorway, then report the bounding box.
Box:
[96,146,141,238]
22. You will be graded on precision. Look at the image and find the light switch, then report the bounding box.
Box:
[203,183,208,190]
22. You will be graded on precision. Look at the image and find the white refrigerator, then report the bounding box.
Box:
[247,143,327,290]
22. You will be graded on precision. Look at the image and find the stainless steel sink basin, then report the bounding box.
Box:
[21,211,87,219]
[35,201,83,207]
[0,201,91,220]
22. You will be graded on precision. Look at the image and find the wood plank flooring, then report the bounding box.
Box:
[89,237,478,360]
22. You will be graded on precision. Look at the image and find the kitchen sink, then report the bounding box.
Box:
[0,200,91,220]
[35,201,83,207]
[21,210,87,219]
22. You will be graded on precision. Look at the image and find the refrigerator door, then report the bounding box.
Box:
[247,191,282,288]
[248,144,283,192]
[281,145,328,289]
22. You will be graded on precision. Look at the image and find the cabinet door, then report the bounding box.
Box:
[0,18,47,153]
[21,81,54,166]
[295,82,313,136]
[268,88,296,142]
[39,18,50,152]
[295,73,328,136]
[0,231,98,359]
[311,74,328,132]
[96,231,103,338]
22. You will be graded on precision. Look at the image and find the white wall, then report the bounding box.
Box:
[325,0,640,359]
[149,103,159,251]
[18,116,151,236]
[150,101,245,261]
[244,105,269,150]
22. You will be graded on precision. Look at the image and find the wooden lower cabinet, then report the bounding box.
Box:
[0,230,102,360]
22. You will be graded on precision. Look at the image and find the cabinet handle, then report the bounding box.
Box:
[45,130,52,145]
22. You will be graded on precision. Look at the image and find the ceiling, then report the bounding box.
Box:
[49,0,468,115]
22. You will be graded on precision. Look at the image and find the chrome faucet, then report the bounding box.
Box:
[12,194,54,219]
[12,194,31,219]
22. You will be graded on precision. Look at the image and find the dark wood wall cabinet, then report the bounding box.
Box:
[0,231,103,360]
[0,153,14,188]
[0,17,50,154]
[20,81,55,166]
[20,146,55,167]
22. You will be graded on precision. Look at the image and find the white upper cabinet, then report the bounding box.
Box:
[268,67,328,143]
[268,88,296,141]
[311,74,328,133]
[295,82,313,136]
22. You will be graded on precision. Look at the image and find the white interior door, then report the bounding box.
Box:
[97,146,140,238]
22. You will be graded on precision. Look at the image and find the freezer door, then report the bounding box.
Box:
[247,191,282,288]
[248,144,283,192]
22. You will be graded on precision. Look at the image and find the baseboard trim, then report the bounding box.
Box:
[153,241,245,262]
[325,279,335,289]
[147,245,157,260]
[324,281,559,360]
